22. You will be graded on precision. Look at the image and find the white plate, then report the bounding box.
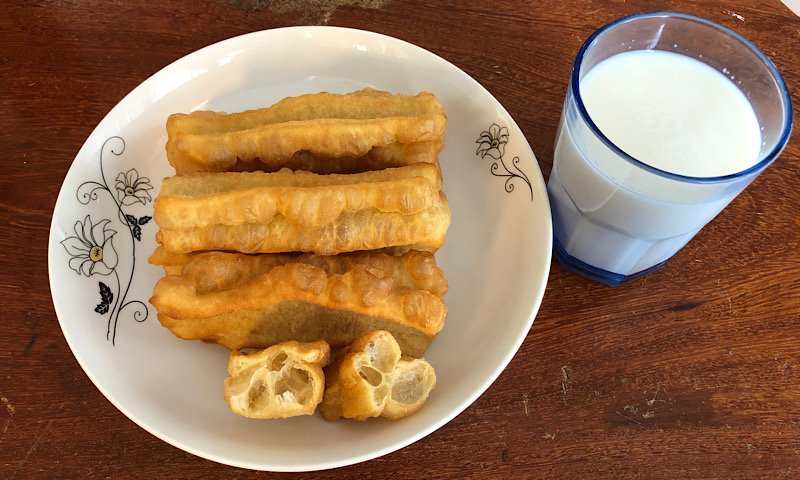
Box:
[47,27,551,472]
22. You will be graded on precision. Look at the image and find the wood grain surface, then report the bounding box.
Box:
[1,1,799,478]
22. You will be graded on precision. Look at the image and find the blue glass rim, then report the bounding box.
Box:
[571,11,794,185]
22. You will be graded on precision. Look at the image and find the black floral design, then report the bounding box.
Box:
[61,216,119,277]
[63,136,150,345]
[476,124,509,159]
[115,169,153,206]
[476,123,532,200]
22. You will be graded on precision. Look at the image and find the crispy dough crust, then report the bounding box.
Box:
[224,341,330,419]
[215,140,443,175]
[166,89,446,174]
[150,250,448,357]
[153,164,450,255]
[320,330,436,421]
[148,244,428,274]
[148,246,194,275]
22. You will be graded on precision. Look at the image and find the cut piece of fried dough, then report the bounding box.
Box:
[320,330,436,421]
[150,250,448,357]
[224,340,330,419]
[153,163,450,255]
[166,89,446,174]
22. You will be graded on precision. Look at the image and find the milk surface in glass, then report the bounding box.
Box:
[548,50,761,276]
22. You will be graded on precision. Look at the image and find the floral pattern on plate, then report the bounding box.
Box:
[61,136,151,345]
[476,123,533,200]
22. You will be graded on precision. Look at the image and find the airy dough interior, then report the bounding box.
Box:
[224,341,329,419]
[390,364,427,405]
[235,353,313,409]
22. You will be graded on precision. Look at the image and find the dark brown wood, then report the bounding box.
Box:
[2,0,799,478]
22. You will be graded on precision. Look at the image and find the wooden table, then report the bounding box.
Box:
[2,1,799,478]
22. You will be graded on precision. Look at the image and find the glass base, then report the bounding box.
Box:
[552,235,669,286]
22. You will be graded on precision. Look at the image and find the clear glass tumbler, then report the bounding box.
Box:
[548,12,793,286]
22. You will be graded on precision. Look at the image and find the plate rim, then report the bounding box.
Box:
[47,25,552,472]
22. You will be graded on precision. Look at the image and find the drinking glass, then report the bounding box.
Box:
[548,12,793,286]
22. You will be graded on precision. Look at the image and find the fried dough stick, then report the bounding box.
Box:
[153,164,450,255]
[166,89,446,174]
[150,250,448,357]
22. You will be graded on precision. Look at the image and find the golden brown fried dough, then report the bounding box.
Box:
[224,341,330,419]
[320,330,436,421]
[148,244,424,274]
[150,250,448,357]
[148,246,196,275]
[166,89,446,174]
[153,164,450,255]
[234,139,444,175]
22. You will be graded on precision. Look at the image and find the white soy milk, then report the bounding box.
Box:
[549,50,762,276]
